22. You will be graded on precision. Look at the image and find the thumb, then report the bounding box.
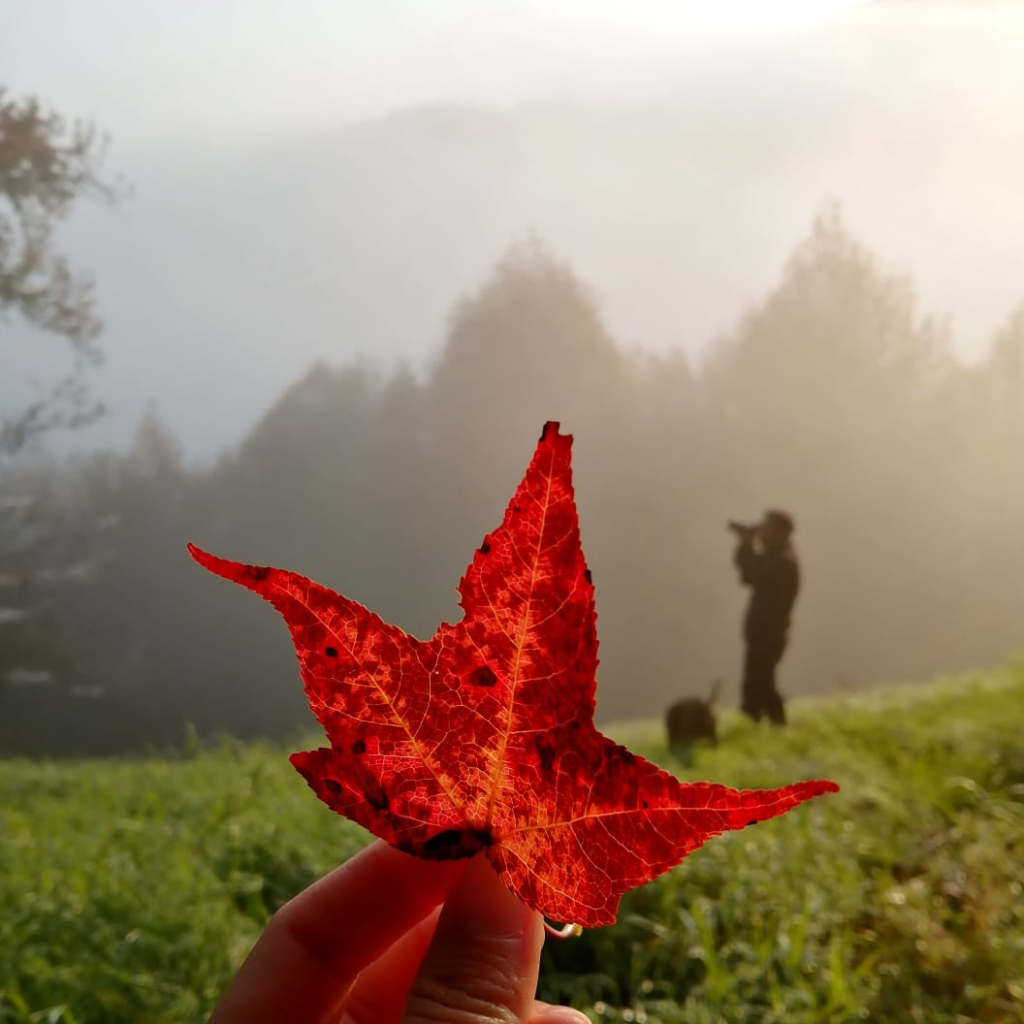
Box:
[401,853,546,1024]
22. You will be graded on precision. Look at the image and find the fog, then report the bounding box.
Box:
[4,0,1024,457]
[3,1,1024,754]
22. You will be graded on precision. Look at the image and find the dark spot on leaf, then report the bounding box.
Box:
[365,781,389,813]
[325,646,338,658]
[642,800,649,809]
[351,738,366,755]
[513,504,521,513]
[422,829,461,856]
[469,665,497,688]
[537,741,557,773]
[324,778,342,795]
[246,565,270,582]
[479,539,491,555]
[421,826,494,860]
[584,568,592,584]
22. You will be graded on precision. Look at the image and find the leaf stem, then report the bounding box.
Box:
[544,920,583,940]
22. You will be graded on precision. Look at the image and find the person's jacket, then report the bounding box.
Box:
[735,541,799,643]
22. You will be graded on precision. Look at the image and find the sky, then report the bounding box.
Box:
[3,0,1024,460]
[5,1,872,137]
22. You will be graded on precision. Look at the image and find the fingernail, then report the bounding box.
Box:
[536,1008,593,1024]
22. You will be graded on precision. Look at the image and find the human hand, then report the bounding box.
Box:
[208,839,589,1024]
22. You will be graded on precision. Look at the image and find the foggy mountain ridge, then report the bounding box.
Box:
[5,1,1024,756]
[4,199,1024,755]
[8,32,1024,465]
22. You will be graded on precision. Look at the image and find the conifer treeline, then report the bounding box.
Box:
[3,209,1023,755]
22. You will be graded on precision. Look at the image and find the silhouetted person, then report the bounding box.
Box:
[729,509,799,724]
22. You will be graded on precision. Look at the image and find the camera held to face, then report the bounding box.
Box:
[727,519,759,540]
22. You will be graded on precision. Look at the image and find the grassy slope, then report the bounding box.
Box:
[1,666,1022,1024]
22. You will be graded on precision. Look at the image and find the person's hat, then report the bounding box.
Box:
[763,509,795,537]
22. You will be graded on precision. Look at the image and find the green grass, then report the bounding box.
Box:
[2,665,1023,1023]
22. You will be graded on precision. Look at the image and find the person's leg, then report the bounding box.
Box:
[741,643,763,721]
[762,638,788,725]
[762,660,787,724]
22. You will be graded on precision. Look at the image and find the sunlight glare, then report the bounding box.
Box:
[607,0,873,36]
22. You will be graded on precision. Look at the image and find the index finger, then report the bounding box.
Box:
[208,840,464,1024]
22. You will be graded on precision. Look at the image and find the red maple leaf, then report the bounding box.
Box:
[189,422,836,927]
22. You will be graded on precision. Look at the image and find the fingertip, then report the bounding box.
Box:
[529,1005,592,1024]
[402,853,544,1022]
[440,852,538,939]
[280,840,464,955]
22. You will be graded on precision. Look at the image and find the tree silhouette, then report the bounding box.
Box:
[8,207,1024,754]
[1,89,125,454]
[1,91,125,747]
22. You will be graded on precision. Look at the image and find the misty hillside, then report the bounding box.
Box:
[19,35,1024,462]
[4,211,1024,754]
[5,2,1024,756]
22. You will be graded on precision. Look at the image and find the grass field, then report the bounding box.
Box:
[2,664,1023,1023]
